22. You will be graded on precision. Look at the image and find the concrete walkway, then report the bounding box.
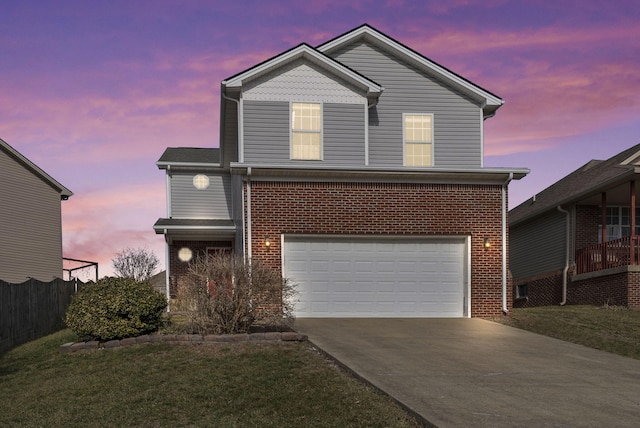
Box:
[294,318,640,428]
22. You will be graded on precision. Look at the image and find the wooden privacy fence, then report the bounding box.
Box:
[0,278,83,354]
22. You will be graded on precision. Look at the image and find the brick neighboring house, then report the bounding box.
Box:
[0,137,73,283]
[154,24,528,318]
[510,144,640,309]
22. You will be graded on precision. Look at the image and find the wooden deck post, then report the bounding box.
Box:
[602,192,607,268]
[631,181,636,265]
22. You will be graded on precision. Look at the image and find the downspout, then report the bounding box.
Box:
[502,172,513,314]
[164,165,172,311]
[163,229,171,312]
[557,206,570,306]
[246,167,252,262]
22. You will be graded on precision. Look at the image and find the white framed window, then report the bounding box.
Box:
[291,102,322,160]
[598,206,640,242]
[403,113,433,167]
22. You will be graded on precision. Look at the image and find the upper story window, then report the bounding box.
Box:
[403,113,433,167]
[291,102,322,160]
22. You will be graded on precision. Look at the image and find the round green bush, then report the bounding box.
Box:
[65,277,167,341]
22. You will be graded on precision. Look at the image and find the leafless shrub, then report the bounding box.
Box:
[176,253,295,334]
[112,247,159,282]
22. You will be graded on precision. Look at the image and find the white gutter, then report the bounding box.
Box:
[246,167,252,261]
[557,206,570,306]
[163,229,171,312]
[364,103,369,166]
[502,172,513,314]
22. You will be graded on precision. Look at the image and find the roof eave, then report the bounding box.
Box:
[156,161,222,170]
[230,162,528,182]
[510,167,637,226]
[221,44,383,97]
[0,138,73,199]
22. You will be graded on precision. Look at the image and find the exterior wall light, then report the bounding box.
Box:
[264,236,271,248]
[178,247,193,262]
[483,237,491,249]
[193,174,210,190]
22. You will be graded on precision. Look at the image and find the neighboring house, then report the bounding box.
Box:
[0,138,73,283]
[510,144,640,309]
[154,24,528,318]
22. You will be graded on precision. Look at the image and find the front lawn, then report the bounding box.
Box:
[0,330,421,427]
[493,305,640,359]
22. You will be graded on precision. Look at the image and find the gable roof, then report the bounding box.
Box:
[510,144,640,226]
[156,147,220,169]
[317,24,504,118]
[222,43,383,99]
[0,137,72,199]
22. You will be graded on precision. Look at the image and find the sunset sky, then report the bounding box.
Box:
[2,1,639,278]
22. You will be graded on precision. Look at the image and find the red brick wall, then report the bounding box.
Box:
[569,273,629,307]
[513,271,563,308]
[168,240,232,297]
[512,268,640,310]
[628,272,640,309]
[247,181,507,317]
[575,205,600,250]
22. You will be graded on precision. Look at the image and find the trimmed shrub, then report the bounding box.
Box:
[176,253,295,334]
[65,277,167,341]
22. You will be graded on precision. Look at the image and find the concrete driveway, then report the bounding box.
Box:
[294,318,640,427]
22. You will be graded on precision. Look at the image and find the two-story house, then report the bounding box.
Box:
[1,137,73,283]
[154,24,528,318]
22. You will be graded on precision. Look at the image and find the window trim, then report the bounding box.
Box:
[402,113,434,167]
[599,206,640,242]
[290,101,323,161]
[515,283,528,300]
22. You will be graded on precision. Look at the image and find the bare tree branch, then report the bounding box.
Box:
[112,247,159,282]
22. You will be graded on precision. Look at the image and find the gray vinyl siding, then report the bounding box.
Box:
[243,100,365,166]
[323,103,365,165]
[510,211,567,280]
[330,41,482,168]
[170,172,232,219]
[243,60,363,104]
[0,149,63,283]
[243,101,290,163]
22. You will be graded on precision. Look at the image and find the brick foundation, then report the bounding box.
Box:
[248,181,508,317]
[569,272,630,307]
[513,271,563,308]
[513,268,640,309]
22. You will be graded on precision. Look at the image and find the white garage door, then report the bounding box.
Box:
[283,236,468,318]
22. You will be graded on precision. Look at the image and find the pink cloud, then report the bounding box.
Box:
[62,181,167,279]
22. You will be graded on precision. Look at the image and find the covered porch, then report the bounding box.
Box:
[575,179,640,275]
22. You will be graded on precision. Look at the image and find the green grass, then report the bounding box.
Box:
[0,330,421,427]
[493,305,640,359]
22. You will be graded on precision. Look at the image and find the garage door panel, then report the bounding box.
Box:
[285,237,466,318]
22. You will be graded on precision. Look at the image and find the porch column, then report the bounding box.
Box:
[602,192,607,267]
[631,181,636,264]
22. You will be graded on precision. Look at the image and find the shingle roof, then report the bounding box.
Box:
[153,218,235,228]
[156,147,220,166]
[509,144,640,225]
